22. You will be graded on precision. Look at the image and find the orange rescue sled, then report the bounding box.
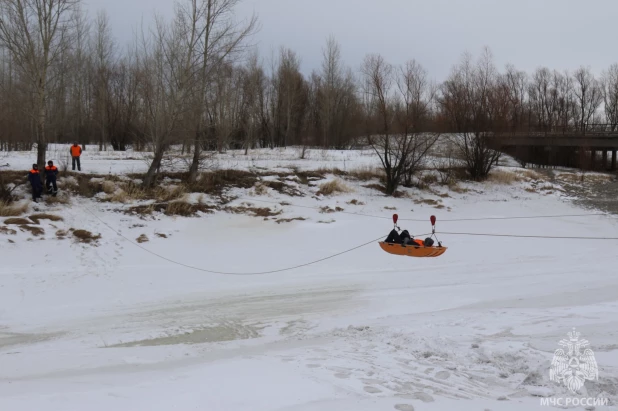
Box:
[379,241,447,258]
[379,214,447,258]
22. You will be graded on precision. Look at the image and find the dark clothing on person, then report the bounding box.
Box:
[385,229,411,244]
[44,164,58,180]
[28,168,42,201]
[45,165,58,194]
[385,229,434,247]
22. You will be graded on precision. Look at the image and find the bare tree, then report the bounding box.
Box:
[362,53,436,195]
[438,49,502,180]
[186,0,258,182]
[573,66,603,132]
[0,0,80,169]
[394,60,440,186]
[601,63,618,131]
[90,10,116,150]
[138,4,202,187]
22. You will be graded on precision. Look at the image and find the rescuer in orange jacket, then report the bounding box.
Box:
[44,160,59,195]
[27,164,43,202]
[70,142,82,171]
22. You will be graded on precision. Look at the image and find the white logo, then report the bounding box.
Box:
[549,328,598,394]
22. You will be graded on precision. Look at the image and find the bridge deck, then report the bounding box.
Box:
[491,133,618,148]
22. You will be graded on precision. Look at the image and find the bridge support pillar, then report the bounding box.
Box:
[612,150,617,171]
[602,150,608,170]
[591,150,596,170]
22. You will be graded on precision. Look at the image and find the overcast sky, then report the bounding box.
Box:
[82,0,616,82]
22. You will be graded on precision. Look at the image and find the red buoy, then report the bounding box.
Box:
[430,215,436,226]
[393,214,399,224]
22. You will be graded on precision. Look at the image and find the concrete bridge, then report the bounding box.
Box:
[488,130,618,171]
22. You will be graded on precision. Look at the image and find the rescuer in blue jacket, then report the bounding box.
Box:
[27,164,43,202]
[44,160,59,195]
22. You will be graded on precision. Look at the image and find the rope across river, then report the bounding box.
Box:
[81,200,618,276]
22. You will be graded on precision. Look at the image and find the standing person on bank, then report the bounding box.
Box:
[27,164,43,202]
[70,142,82,171]
[45,160,59,196]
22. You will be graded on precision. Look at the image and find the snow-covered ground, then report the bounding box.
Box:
[1,146,617,410]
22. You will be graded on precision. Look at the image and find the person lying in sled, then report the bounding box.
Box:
[385,229,434,247]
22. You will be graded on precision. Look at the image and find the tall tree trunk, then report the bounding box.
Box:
[36,90,47,170]
[143,145,166,187]
[188,129,202,183]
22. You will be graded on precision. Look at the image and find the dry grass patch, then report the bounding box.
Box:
[0,201,28,217]
[72,229,101,244]
[317,219,335,224]
[519,169,543,180]
[347,199,365,205]
[275,217,307,224]
[264,180,304,197]
[155,185,186,202]
[414,198,442,206]
[420,173,439,186]
[102,181,117,194]
[317,179,352,196]
[252,182,269,196]
[73,176,106,198]
[4,217,34,225]
[124,201,215,217]
[29,214,63,224]
[488,170,522,185]
[56,229,68,239]
[155,233,168,238]
[165,201,215,217]
[295,170,326,185]
[108,182,147,203]
[224,205,281,218]
[348,166,383,181]
[315,167,347,177]
[319,206,344,213]
[384,206,396,210]
[563,172,612,185]
[190,170,258,195]
[124,204,157,216]
[136,234,149,243]
[20,225,44,236]
[448,183,468,194]
[0,226,17,235]
[525,187,537,193]
[45,194,70,205]
[363,183,386,194]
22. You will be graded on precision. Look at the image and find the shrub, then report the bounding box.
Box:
[348,166,383,181]
[45,194,70,205]
[102,181,117,194]
[317,179,352,196]
[0,201,28,217]
[155,185,186,202]
[4,217,34,225]
[29,214,64,224]
[0,226,17,235]
[20,225,45,236]
[72,229,101,244]
[488,170,522,185]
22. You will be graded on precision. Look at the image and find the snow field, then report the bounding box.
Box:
[1,146,617,410]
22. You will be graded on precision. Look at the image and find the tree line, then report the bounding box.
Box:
[2,0,618,188]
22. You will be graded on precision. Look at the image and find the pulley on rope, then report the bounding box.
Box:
[379,214,447,258]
